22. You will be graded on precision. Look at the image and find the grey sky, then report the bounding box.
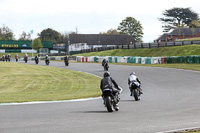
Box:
[0,0,200,42]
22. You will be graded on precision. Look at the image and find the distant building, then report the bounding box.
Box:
[156,28,200,42]
[155,33,169,42]
[69,43,89,51]
[68,34,136,51]
[0,40,53,53]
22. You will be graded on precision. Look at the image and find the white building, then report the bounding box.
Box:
[69,43,105,51]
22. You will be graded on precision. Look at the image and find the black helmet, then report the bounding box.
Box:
[104,71,110,77]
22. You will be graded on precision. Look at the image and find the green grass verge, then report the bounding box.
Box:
[176,37,200,41]
[0,62,101,103]
[111,63,200,71]
[73,44,200,57]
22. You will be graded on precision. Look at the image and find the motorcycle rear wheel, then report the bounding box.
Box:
[133,89,140,101]
[105,96,114,112]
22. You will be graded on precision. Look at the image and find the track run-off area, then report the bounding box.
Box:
[0,60,200,133]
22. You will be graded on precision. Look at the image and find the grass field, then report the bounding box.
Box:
[73,44,200,57]
[0,62,101,103]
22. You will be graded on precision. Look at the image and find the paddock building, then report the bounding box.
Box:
[0,40,53,53]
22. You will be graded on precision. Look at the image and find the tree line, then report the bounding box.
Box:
[1,7,200,45]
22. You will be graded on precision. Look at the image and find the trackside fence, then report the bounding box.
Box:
[73,41,200,54]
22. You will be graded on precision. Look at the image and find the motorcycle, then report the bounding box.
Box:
[2,57,5,62]
[102,88,121,112]
[130,81,141,101]
[15,56,18,62]
[65,60,69,66]
[5,56,8,62]
[103,63,109,71]
[45,59,50,65]
[24,56,28,63]
[8,57,11,62]
[35,57,39,64]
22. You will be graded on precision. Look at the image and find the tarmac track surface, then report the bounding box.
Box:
[0,61,200,133]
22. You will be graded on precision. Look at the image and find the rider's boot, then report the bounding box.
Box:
[139,88,143,94]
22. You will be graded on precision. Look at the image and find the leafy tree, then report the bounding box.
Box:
[0,25,15,40]
[99,28,120,34]
[159,7,199,32]
[38,28,63,43]
[31,38,43,50]
[189,20,200,28]
[117,17,143,42]
[18,31,31,41]
[60,32,69,53]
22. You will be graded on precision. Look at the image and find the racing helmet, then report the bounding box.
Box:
[130,72,136,76]
[104,71,110,77]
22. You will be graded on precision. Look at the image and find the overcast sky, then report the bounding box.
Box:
[0,0,200,42]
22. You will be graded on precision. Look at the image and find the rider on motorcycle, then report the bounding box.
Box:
[128,72,143,96]
[100,71,122,105]
[8,54,11,62]
[24,53,28,62]
[5,54,8,62]
[2,55,5,62]
[45,55,49,60]
[64,55,69,65]
[102,59,109,71]
[15,54,19,62]
[45,55,50,64]
[35,54,39,63]
[102,58,106,66]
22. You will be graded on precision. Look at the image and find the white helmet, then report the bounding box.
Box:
[46,55,48,57]
[130,72,135,76]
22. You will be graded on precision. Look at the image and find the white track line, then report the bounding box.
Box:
[0,97,101,106]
